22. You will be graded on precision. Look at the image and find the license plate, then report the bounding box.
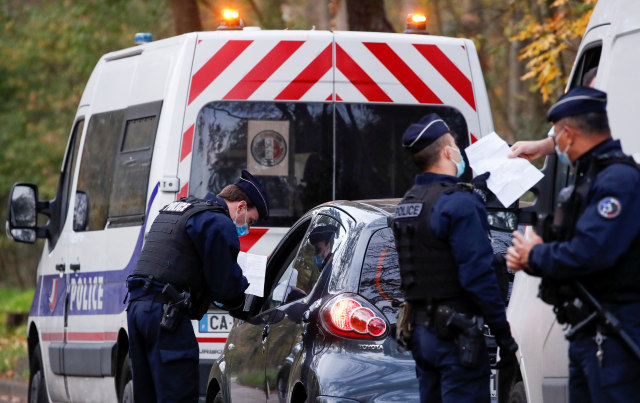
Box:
[198,312,234,333]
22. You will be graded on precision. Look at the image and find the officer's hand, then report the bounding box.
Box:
[507,229,543,272]
[508,138,554,161]
[470,172,492,203]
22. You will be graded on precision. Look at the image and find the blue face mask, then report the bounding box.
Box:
[235,206,249,237]
[449,146,466,177]
[554,128,572,165]
[313,255,324,268]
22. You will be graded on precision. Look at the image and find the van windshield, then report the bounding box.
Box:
[190,102,468,227]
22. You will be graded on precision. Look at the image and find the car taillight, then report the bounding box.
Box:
[329,299,362,331]
[321,294,388,339]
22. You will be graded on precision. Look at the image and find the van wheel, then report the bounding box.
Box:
[508,381,526,403]
[118,353,134,403]
[28,343,47,403]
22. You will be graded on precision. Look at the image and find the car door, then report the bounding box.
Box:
[264,214,347,402]
[225,217,312,402]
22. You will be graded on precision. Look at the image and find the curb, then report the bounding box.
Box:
[0,378,28,397]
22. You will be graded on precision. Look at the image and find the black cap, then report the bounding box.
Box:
[234,170,269,219]
[547,86,607,123]
[308,225,337,244]
[402,113,451,153]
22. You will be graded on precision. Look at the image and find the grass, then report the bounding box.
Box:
[0,286,34,380]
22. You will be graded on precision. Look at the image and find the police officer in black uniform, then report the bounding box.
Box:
[126,170,269,403]
[392,113,517,403]
[507,87,640,401]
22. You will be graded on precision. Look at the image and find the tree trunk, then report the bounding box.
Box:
[311,0,331,30]
[343,0,394,32]
[168,0,202,35]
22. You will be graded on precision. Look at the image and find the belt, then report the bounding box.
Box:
[126,276,171,303]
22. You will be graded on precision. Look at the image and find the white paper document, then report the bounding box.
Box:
[465,132,544,207]
[236,251,267,297]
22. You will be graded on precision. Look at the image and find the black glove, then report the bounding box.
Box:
[493,322,518,370]
[470,172,492,203]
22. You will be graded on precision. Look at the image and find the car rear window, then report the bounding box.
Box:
[358,227,403,324]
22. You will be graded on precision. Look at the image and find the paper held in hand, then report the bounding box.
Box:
[236,251,267,297]
[464,132,544,207]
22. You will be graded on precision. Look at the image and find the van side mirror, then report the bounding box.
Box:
[7,183,39,243]
[73,191,89,232]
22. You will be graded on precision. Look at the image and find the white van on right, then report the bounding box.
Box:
[498,0,640,402]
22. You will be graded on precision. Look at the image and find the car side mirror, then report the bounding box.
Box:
[7,183,39,243]
[73,191,89,231]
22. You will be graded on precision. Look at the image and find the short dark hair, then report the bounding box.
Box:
[411,135,450,171]
[218,184,255,208]
[563,112,610,136]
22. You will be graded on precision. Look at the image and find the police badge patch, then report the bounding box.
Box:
[597,197,621,219]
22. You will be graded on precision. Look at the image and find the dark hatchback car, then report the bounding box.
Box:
[207,199,510,403]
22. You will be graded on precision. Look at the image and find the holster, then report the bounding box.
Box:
[160,284,192,332]
[435,305,484,368]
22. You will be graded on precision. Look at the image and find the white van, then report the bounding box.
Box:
[498,0,640,401]
[6,22,498,402]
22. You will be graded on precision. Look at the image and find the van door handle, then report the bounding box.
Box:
[55,263,66,272]
[70,264,80,272]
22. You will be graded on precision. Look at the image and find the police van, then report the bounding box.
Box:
[7,12,497,402]
[498,0,640,401]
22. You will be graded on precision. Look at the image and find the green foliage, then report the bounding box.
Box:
[0,0,173,287]
[0,0,173,200]
[0,287,34,312]
[512,0,596,102]
[0,287,34,378]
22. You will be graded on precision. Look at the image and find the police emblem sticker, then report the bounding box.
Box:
[597,197,621,219]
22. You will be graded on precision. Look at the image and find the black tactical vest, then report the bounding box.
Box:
[551,153,640,301]
[133,197,229,317]
[392,182,473,306]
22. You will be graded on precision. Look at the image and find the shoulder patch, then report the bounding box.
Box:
[161,201,193,214]
[597,197,621,219]
[395,203,423,219]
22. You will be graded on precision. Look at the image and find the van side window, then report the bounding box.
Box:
[48,119,84,248]
[108,101,161,226]
[75,110,123,231]
[569,43,601,89]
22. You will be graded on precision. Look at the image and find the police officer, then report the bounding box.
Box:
[126,170,269,403]
[392,113,517,403]
[506,87,640,401]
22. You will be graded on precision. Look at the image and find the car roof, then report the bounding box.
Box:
[317,199,400,225]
